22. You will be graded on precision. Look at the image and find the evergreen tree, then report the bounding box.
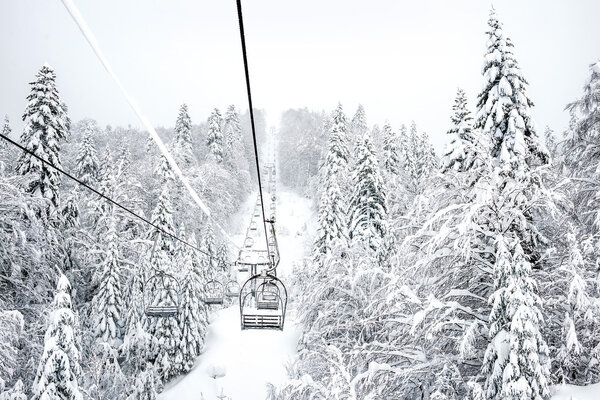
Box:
[16,64,69,213]
[149,186,175,255]
[348,131,387,253]
[216,243,229,273]
[350,104,368,152]
[543,126,557,158]
[173,104,194,168]
[75,121,100,185]
[145,249,182,383]
[32,274,83,400]
[201,223,216,272]
[91,212,125,346]
[442,88,478,173]
[126,365,159,400]
[0,115,10,151]
[482,237,550,400]
[178,230,208,372]
[206,108,224,163]
[381,123,400,176]
[420,132,439,177]
[474,8,548,168]
[0,380,26,400]
[313,103,350,264]
[223,105,242,158]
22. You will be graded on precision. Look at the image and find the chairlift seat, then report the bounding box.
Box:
[146,305,178,317]
[204,297,224,305]
[242,314,282,330]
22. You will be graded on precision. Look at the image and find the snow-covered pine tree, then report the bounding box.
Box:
[565,61,600,233]
[32,274,83,400]
[482,236,550,400]
[201,223,217,272]
[215,243,229,273]
[91,211,124,346]
[75,121,100,185]
[223,105,241,158]
[177,229,208,372]
[543,126,557,158]
[313,103,350,264]
[350,104,368,154]
[442,88,477,173]
[126,364,160,400]
[0,380,26,400]
[348,131,387,253]
[474,8,549,168]
[207,108,224,163]
[16,64,69,213]
[145,186,180,382]
[0,115,10,152]
[149,186,175,255]
[145,248,182,383]
[381,122,400,176]
[172,104,194,168]
[420,132,438,177]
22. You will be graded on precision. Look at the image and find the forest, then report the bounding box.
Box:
[1,4,600,400]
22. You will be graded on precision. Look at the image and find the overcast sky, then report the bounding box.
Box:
[1,0,599,151]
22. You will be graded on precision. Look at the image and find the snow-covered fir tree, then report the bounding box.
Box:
[482,236,550,400]
[31,274,82,400]
[206,108,224,163]
[0,115,10,152]
[313,103,350,264]
[348,131,387,253]
[172,104,194,168]
[474,8,548,168]
[442,88,478,173]
[223,105,241,159]
[91,211,125,346]
[177,229,208,372]
[0,380,26,400]
[75,121,100,185]
[16,64,69,213]
[350,104,368,153]
[381,122,400,176]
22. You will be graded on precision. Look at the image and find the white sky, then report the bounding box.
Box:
[1,0,599,151]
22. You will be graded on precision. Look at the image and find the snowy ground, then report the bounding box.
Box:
[160,183,315,400]
[551,382,600,400]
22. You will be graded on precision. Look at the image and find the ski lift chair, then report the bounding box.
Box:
[144,271,180,318]
[226,280,241,297]
[256,281,280,310]
[239,272,287,330]
[250,221,258,231]
[204,280,225,305]
[271,194,276,202]
[244,237,254,248]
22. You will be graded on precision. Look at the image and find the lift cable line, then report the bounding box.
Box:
[59,0,239,250]
[235,0,272,265]
[0,131,229,264]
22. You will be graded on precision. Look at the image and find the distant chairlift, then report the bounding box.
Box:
[244,237,254,248]
[226,280,241,297]
[204,280,225,305]
[249,221,258,231]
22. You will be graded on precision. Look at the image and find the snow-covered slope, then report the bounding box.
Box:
[160,187,314,400]
[552,382,600,400]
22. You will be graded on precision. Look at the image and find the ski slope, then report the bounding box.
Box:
[160,186,315,400]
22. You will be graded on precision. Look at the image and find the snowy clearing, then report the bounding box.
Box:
[160,187,314,399]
